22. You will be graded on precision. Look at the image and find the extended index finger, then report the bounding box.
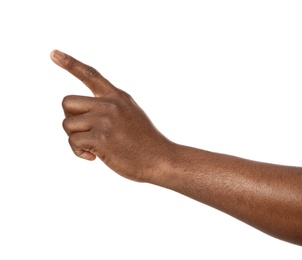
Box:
[50,50,116,97]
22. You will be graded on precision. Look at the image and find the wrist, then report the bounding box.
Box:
[147,142,188,190]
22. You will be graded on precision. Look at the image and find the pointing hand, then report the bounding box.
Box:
[51,50,174,182]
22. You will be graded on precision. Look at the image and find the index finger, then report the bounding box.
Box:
[50,50,116,97]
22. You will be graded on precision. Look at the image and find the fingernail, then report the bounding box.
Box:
[52,50,66,60]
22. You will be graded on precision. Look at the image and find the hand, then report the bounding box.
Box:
[50,50,174,182]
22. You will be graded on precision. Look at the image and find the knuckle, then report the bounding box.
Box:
[113,90,134,108]
[62,96,70,108]
[62,95,75,109]
[62,117,70,132]
[117,90,133,103]
[68,134,78,147]
[84,66,99,79]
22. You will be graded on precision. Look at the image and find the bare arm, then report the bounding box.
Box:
[51,50,302,246]
[157,145,302,245]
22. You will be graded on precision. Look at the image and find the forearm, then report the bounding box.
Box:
[151,144,302,246]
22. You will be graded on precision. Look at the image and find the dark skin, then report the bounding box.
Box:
[51,50,302,246]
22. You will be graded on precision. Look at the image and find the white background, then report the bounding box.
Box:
[0,0,301,259]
